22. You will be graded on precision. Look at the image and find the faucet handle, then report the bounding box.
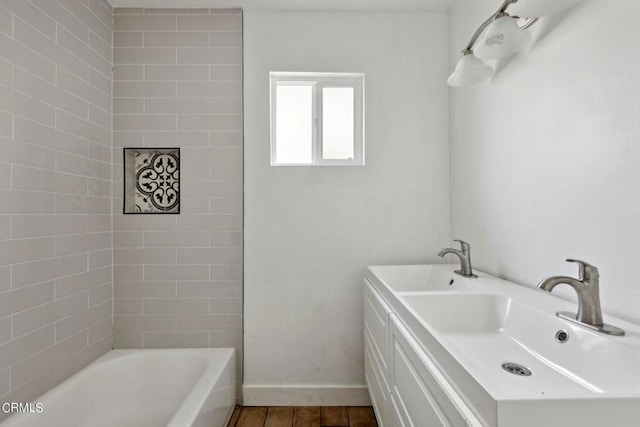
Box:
[566,259,599,280]
[453,239,470,253]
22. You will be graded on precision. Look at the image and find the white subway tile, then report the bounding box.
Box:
[177,281,241,298]
[0,86,55,127]
[143,298,208,315]
[177,15,242,32]
[2,1,56,40]
[114,265,143,282]
[210,297,241,314]
[209,64,241,81]
[144,264,209,281]
[13,17,88,81]
[113,64,143,81]
[29,0,89,43]
[144,231,209,248]
[9,330,87,390]
[177,48,241,65]
[210,98,242,114]
[177,115,242,131]
[113,81,176,98]
[210,164,243,181]
[88,69,111,97]
[56,110,111,146]
[12,294,88,338]
[143,131,209,147]
[114,48,177,65]
[113,32,143,47]
[114,281,176,298]
[114,115,176,131]
[87,318,111,344]
[209,32,242,48]
[210,264,241,280]
[0,189,54,214]
[0,33,55,83]
[114,98,144,114]
[210,198,242,215]
[113,315,176,333]
[55,194,110,214]
[177,247,241,264]
[0,325,54,371]
[177,81,241,97]
[145,64,209,81]
[11,254,87,289]
[114,248,176,265]
[57,0,111,44]
[0,237,53,266]
[177,314,241,331]
[13,117,88,157]
[57,68,111,112]
[0,282,54,319]
[55,266,111,298]
[57,26,111,77]
[11,215,87,238]
[144,32,209,48]
[88,283,112,306]
[55,232,111,256]
[114,298,142,315]
[56,151,110,179]
[0,216,9,240]
[88,250,112,270]
[114,14,177,31]
[210,131,242,147]
[177,214,241,231]
[12,165,87,195]
[55,299,111,340]
[88,0,113,30]
[143,331,208,348]
[0,319,10,345]
[0,5,12,37]
[88,106,111,130]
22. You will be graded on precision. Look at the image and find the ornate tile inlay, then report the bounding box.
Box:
[123,148,180,214]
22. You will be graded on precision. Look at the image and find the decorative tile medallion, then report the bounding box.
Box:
[123,148,180,214]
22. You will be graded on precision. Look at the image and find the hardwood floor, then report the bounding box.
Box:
[228,406,378,427]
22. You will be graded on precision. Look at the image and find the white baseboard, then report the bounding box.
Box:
[242,385,372,406]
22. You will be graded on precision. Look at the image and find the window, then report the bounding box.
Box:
[270,72,364,166]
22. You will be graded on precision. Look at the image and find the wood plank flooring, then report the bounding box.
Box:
[228,406,378,427]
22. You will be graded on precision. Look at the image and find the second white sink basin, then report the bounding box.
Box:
[400,292,640,396]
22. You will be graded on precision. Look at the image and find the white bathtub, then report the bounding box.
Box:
[1,348,236,427]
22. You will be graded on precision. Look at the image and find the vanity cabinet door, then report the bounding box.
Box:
[363,280,393,376]
[364,280,393,426]
[390,314,478,427]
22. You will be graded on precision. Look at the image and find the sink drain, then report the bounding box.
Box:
[502,362,532,376]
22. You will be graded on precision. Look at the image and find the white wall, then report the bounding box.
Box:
[244,10,450,404]
[449,0,640,320]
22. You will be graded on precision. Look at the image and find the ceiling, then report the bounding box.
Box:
[107,0,452,12]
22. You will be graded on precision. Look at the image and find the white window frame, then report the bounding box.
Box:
[270,72,365,166]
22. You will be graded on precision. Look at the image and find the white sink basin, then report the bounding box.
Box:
[366,264,640,427]
[400,292,640,396]
[366,264,477,293]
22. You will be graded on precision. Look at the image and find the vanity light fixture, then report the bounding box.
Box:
[448,0,583,87]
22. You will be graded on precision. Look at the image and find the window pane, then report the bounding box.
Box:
[275,85,313,164]
[322,87,354,160]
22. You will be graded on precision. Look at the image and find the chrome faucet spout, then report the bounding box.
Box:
[538,259,624,336]
[438,240,477,278]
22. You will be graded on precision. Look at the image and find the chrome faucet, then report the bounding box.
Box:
[538,259,624,336]
[438,240,477,278]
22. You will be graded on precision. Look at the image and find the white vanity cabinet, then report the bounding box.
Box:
[364,279,481,427]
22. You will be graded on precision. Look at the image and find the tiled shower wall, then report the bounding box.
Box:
[112,8,243,393]
[0,0,113,416]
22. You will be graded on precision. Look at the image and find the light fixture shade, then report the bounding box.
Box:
[447,54,493,88]
[474,16,532,60]
[508,0,583,18]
